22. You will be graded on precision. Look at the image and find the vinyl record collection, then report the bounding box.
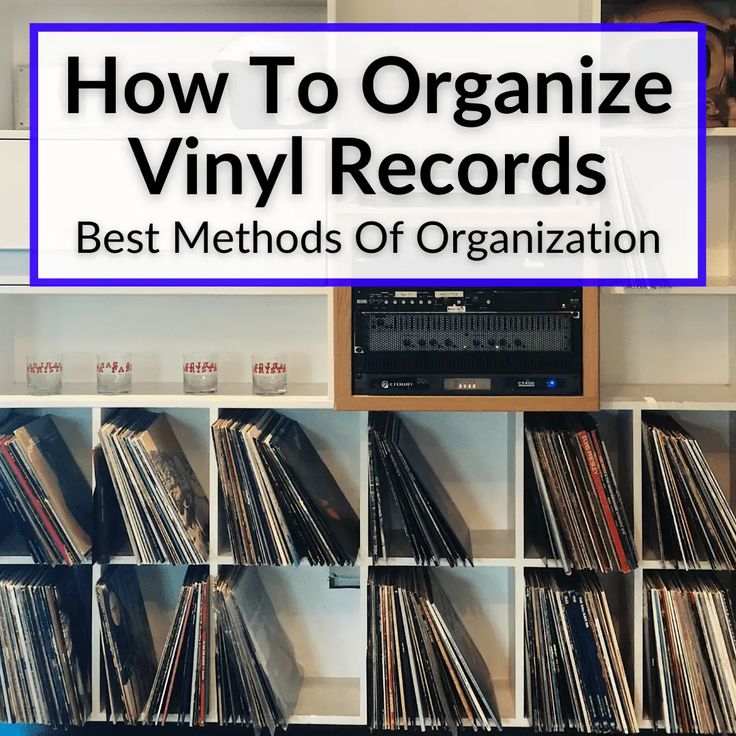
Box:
[212,410,358,565]
[368,412,471,565]
[98,409,209,564]
[642,413,736,568]
[525,414,637,574]
[525,570,637,734]
[213,568,301,733]
[97,565,209,726]
[141,567,209,727]
[96,566,156,724]
[0,567,90,726]
[645,573,736,734]
[0,413,91,564]
[368,567,501,732]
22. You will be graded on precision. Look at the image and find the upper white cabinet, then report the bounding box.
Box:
[0,135,29,250]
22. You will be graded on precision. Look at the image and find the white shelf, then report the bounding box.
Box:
[290,676,362,726]
[707,128,736,137]
[601,383,736,410]
[371,529,516,567]
[0,382,332,408]
[0,285,330,296]
[0,130,27,140]
[604,282,736,295]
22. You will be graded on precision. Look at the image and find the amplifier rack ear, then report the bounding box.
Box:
[332,287,599,412]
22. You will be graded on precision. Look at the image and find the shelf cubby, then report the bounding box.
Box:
[0,406,93,564]
[228,565,366,726]
[97,406,212,563]
[639,409,736,568]
[91,563,196,723]
[522,409,635,566]
[214,408,361,564]
[368,411,519,566]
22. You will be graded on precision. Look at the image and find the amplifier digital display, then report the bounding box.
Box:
[351,287,583,396]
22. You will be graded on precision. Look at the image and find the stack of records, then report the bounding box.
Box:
[98,409,209,564]
[642,413,736,568]
[369,412,471,566]
[142,567,209,726]
[0,413,92,564]
[214,568,301,733]
[92,447,128,563]
[212,410,359,565]
[525,570,637,733]
[368,567,501,732]
[0,567,90,725]
[96,566,157,724]
[97,566,210,725]
[645,573,736,734]
[525,413,637,573]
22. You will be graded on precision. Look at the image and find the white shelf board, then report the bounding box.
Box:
[639,558,723,571]
[0,382,331,408]
[604,278,736,295]
[601,383,736,410]
[289,676,362,726]
[0,285,330,296]
[523,557,564,569]
[0,130,28,140]
[493,679,516,727]
[707,127,736,137]
[370,529,516,567]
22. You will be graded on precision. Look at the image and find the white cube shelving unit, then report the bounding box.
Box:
[0,0,732,731]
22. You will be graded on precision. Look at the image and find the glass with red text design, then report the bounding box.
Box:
[96,353,132,394]
[26,354,63,395]
[183,353,218,394]
[252,354,287,395]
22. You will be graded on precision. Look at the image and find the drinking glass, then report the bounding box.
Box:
[26,354,63,395]
[183,353,218,394]
[96,353,132,394]
[252,354,287,395]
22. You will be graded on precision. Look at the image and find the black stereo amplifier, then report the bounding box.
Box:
[352,287,583,396]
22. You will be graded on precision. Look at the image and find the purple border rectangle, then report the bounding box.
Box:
[29,22,706,288]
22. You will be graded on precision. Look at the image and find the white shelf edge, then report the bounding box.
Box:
[0,285,331,295]
[0,383,332,409]
[604,285,736,295]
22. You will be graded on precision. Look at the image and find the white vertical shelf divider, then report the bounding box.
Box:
[358,563,369,726]
[511,411,526,725]
[89,407,102,721]
[90,564,102,721]
[207,407,219,723]
[358,411,369,565]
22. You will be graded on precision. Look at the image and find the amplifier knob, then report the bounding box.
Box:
[429,339,438,346]
[403,339,412,347]
[418,339,427,347]
[472,339,481,347]
[444,339,453,347]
